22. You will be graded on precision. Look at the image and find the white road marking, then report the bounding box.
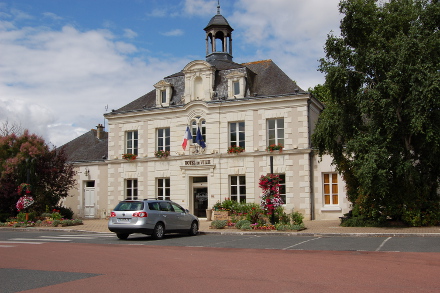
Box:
[9,238,70,242]
[376,237,392,251]
[0,241,43,245]
[282,237,322,250]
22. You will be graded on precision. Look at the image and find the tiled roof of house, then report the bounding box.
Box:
[61,129,108,163]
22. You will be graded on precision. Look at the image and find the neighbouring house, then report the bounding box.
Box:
[62,5,349,220]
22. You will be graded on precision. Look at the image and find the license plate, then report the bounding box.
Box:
[117,218,130,223]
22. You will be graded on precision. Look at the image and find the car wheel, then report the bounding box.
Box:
[152,222,165,240]
[116,233,129,240]
[189,221,198,236]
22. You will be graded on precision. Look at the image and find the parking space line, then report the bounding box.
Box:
[282,237,321,250]
[375,237,392,251]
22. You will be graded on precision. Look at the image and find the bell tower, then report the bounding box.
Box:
[204,1,233,63]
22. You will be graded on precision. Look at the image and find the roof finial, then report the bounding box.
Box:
[217,0,221,15]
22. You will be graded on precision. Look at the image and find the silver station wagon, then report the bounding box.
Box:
[108,199,199,240]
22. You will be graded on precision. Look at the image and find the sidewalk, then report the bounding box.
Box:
[27,218,440,237]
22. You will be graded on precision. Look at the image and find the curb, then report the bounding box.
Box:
[3,227,440,238]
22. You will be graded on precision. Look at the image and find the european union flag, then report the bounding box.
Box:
[196,127,206,148]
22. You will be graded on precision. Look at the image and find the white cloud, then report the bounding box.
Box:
[184,0,217,16]
[162,29,184,37]
[0,20,189,146]
[42,12,63,21]
[123,28,138,39]
[231,0,342,89]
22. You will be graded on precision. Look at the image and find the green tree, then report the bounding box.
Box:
[312,0,440,226]
[0,130,76,216]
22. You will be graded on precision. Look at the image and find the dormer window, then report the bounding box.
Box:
[227,71,246,99]
[154,80,173,107]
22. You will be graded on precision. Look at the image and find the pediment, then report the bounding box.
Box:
[183,60,214,73]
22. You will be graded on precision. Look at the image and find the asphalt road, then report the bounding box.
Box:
[1,230,440,252]
[1,230,440,292]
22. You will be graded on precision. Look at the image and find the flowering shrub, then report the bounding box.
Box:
[122,153,137,160]
[154,150,170,158]
[227,145,245,154]
[17,183,31,195]
[259,174,283,216]
[212,198,237,211]
[16,195,34,212]
[266,143,283,152]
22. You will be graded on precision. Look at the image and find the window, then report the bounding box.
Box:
[323,173,338,205]
[267,118,284,147]
[226,72,245,99]
[157,128,170,151]
[126,179,138,200]
[278,174,286,204]
[157,178,170,201]
[171,202,185,213]
[126,130,138,155]
[233,81,240,95]
[161,90,167,104]
[230,175,246,203]
[229,122,245,148]
[191,119,207,145]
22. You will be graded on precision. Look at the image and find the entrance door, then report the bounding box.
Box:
[84,181,95,218]
[193,187,208,218]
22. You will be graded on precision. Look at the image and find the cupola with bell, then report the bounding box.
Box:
[204,1,233,62]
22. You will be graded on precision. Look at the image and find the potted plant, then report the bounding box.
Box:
[122,153,137,161]
[154,150,170,158]
[227,145,245,154]
[266,143,283,152]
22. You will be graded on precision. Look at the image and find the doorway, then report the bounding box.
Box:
[193,177,208,217]
[84,181,95,218]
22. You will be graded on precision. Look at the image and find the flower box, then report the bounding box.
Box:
[154,150,170,158]
[266,144,283,152]
[227,146,245,154]
[122,153,137,161]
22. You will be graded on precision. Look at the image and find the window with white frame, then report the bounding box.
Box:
[126,130,138,155]
[191,119,207,144]
[323,173,338,205]
[229,122,245,148]
[230,175,246,203]
[157,178,170,201]
[157,128,170,151]
[278,174,286,204]
[126,179,138,200]
[267,118,284,147]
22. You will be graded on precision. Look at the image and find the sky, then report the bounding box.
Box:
[0,0,342,147]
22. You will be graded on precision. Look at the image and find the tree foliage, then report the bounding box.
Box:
[0,130,76,216]
[312,0,440,226]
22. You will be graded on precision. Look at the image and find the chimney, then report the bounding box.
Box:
[96,124,104,139]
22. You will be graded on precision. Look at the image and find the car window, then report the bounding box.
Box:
[159,202,172,211]
[114,202,143,211]
[171,203,185,213]
[148,202,160,211]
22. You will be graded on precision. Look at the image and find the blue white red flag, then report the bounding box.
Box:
[182,126,192,150]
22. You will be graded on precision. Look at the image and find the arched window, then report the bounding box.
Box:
[190,118,207,146]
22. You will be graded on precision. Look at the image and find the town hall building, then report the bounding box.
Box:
[62,5,350,221]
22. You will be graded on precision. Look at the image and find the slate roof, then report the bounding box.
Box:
[61,129,108,163]
[110,59,304,114]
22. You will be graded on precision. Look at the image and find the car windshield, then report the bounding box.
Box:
[114,201,144,211]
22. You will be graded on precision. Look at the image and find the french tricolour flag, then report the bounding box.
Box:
[182,126,192,150]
